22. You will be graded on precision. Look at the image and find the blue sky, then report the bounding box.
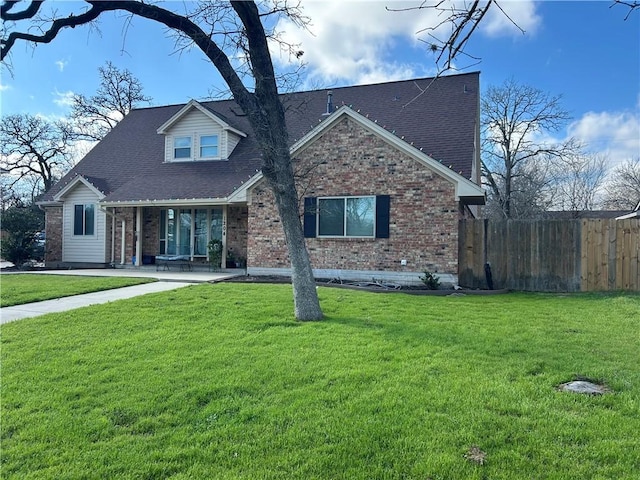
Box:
[1,1,639,166]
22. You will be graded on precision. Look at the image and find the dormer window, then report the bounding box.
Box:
[158,100,248,163]
[174,136,191,159]
[200,135,219,158]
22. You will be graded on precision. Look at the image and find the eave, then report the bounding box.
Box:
[53,175,106,202]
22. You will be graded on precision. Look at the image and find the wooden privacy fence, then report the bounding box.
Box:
[458,218,640,292]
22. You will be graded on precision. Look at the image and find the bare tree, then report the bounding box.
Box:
[481,79,579,219]
[552,152,608,214]
[387,1,524,73]
[1,0,322,320]
[483,157,555,219]
[603,158,640,209]
[0,114,74,195]
[612,0,640,20]
[69,61,151,141]
[388,1,636,74]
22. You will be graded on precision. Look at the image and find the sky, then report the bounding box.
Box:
[1,0,639,170]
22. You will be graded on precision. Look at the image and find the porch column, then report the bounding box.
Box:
[120,219,126,265]
[135,207,142,267]
[110,212,115,264]
[222,205,228,268]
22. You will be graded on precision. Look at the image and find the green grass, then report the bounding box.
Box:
[1,285,639,479]
[0,274,155,307]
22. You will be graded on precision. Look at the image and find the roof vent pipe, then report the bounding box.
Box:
[323,90,333,115]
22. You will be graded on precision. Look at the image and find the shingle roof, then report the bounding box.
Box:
[42,72,480,204]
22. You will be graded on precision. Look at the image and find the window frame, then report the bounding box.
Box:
[316,195,376,238]
[173,136,192,160]
[73,203,95,236]
[159,207,224,258]
[199,134,219,159]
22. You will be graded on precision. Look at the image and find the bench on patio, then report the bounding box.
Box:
[155,255,192,271]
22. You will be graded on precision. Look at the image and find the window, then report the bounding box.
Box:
[159,207,224,256]
[174,136,191,159]
[200,135,219,158]
[317,196,375,237]
[304,195,389,239]
[73,204,95,236]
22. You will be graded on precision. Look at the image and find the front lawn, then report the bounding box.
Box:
[1,285,638,479]
[0,274,155,307]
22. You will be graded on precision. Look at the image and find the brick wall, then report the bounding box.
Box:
[142,207,160,258]
[112,207,136,265]
[248,116,461,276]
[44,206,63,264]
[227,206,248,263]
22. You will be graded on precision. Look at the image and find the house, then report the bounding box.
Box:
[38,72,485,285]
[616,201,640,220]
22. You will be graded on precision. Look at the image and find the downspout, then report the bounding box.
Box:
[135,207,142,267]
[121,220,126,265]
[111,214,115,265]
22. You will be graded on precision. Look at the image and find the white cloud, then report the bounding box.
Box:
[52,89,75,108]
[52,90,75,109]
[567,109,640,166]
[55,59,68,72]
[271,1,439,86]
[0,82,10,92]
[270,0,540,87]
[481,0,541,37]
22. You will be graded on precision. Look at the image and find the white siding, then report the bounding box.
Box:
[165,109,226,162]
[62,184,107,263]
[227,131,242,157]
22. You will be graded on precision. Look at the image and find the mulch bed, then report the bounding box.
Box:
[222,275,507,295]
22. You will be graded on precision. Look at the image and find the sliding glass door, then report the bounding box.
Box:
[159,207,224,258]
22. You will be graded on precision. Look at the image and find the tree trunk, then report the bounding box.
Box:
[232,1,323,321]
[266,161,323,320]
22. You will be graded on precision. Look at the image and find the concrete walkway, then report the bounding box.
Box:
[0,282,194,324]
[0,268,243,324]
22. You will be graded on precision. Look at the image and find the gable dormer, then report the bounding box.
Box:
[157,100,247,163]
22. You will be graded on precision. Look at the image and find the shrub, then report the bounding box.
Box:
[0,206,44,266]
[420,270,441,290]
[207,239,223,270]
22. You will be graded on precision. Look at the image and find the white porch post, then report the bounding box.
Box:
[135,207,142,267]
[222,205,228,268]
[120,219,126,265]
[110,212,115,264]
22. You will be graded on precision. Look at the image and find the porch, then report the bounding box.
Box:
[107,204,248,269]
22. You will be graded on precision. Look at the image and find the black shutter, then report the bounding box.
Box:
[303,197,317,238]
[375,195,390,238]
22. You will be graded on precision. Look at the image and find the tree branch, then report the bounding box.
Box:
[1,0,44,21]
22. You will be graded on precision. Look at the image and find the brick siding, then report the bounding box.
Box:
[248,116,461,276]
[44,206,63,264]
[227,206,248,263]
[112,207,136,265]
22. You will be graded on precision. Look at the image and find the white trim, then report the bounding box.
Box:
[100,198,230,207]
[616,211,640,220]
[227,171,264,203]
[157,99,247,138]
[53,175,106,202]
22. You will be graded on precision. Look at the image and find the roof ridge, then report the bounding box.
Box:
[130,71,481,113]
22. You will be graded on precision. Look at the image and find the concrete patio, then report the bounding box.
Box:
[1,266,246,283]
